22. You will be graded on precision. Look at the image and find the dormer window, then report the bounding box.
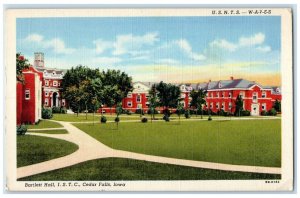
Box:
[181,85,186,91]
[198,86,202,90]
[52,72,55,76]
[218,82,222,88]
[276,88,280,93]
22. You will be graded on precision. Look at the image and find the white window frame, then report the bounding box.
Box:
[210,103,213,109]
[62,99,65,106]
[262,103,266,110]
[239,91,245,99]
[127,101,132,107]
[229,92,232,98]
[25,89,30,100]
[45,98,48,106]
[127,92,132,98]
[45,91,49,96]
[45,80,49,86]
[262,91,266,98]
[216,92,219,98]
[216,102,219,109]
[222,92,225,98]
[222,102,225,110]
[53,81,58,87]
[136,95,141,103]
[253,92,258,102]
[229,102,232,109]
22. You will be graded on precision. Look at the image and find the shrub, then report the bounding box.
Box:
[163,115,170,122]
[17,124,27,135]
[42,108,53,119]
[162,109,171,117]
[147,109,159,114]
[126,111,132,115]
[268,108,277,116]
[141,117,148,123]
[208,115,212,121]
[115,117,120,123]
[184,110,190,119]
[100,116,107,123]
[52,106,61,113]
[135,109,144,115]
[60,107,67,114]
[261,110,268,116]
[241,110,251,116]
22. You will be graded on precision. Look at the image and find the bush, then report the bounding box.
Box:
[115,117,120,123]
[135,109,144,115]
[100,116,107,123]
[208,115,212,121]
[261,110,268,116]
[17,124,27,135]
[147,109,159,114]
[241,110,251,116]
[42,108,53,119]
[162,109,171,117]
[141,117,148,123]
[163,115,170,122]
[52,106,61,113]
[184,110,190,119]
[268,108,277,116]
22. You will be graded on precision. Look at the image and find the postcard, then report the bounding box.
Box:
[5,8,293,191]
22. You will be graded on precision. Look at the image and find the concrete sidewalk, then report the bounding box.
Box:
[18,120,281,179]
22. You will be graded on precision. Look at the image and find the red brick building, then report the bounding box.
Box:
[17,53,66,124]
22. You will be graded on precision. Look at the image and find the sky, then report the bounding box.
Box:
[17,16,281,86]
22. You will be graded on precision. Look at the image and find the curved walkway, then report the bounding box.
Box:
[17,119,281,179]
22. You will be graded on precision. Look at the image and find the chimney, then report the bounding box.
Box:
[230,76,234,80]
[209,79,211,82]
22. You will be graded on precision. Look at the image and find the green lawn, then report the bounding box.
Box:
[18,158,280,181]
[27,120,62,129]
[17,135,78,167]
[28,129,68,134]
[74,119,281,167]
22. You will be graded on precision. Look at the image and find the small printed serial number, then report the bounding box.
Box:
[265,180,280,184]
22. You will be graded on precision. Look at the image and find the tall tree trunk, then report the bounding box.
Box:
[110,107,112,115]
[93,110,95,125]
[85,104,88,120]
[77,107,79,117]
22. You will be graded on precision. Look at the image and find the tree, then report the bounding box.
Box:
[16,53,30,82]
[234,95,243,116]
[148,84,159,122]
[100,69,133,107]
[190,89,207,119]
[273,99,281,112]
[155,81,181,118]
[176,102,184,124]
[102,85,121,115]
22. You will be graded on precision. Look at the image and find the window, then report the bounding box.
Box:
[58,82,61,86]
[45,98,48,106]
[276,88,280,93]
[216,102,219,109]
[210,103,213,109]
[216,92,219,98]
[25,89,30,100]
[229,102,232,109]
[229,92,232,98]
[218,82,222,88]
[222,102,225,110]
[127,101,132,107]
[210,93,213,98]
[127,92,132,98]
[137,95,141,103]
[45,80,49,86]
[181,93,186,98]
[262,91,266,98]
[262,103,266,110]
[62,99,65,106]
[221,92,224,98]
[53,81,58,86]
[45,91,48,97]
[252,92,258,102]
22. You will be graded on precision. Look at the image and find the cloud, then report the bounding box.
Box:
[25,33,44,42]
[24,33,75,54]
[174,39,206,61]
[92,57,122,65]
[256,46,271,53]
[209,39,238,52]
[93,39,113,54]
[239,32,265,46]
[156,58,179,65]
[113,32,159,55]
